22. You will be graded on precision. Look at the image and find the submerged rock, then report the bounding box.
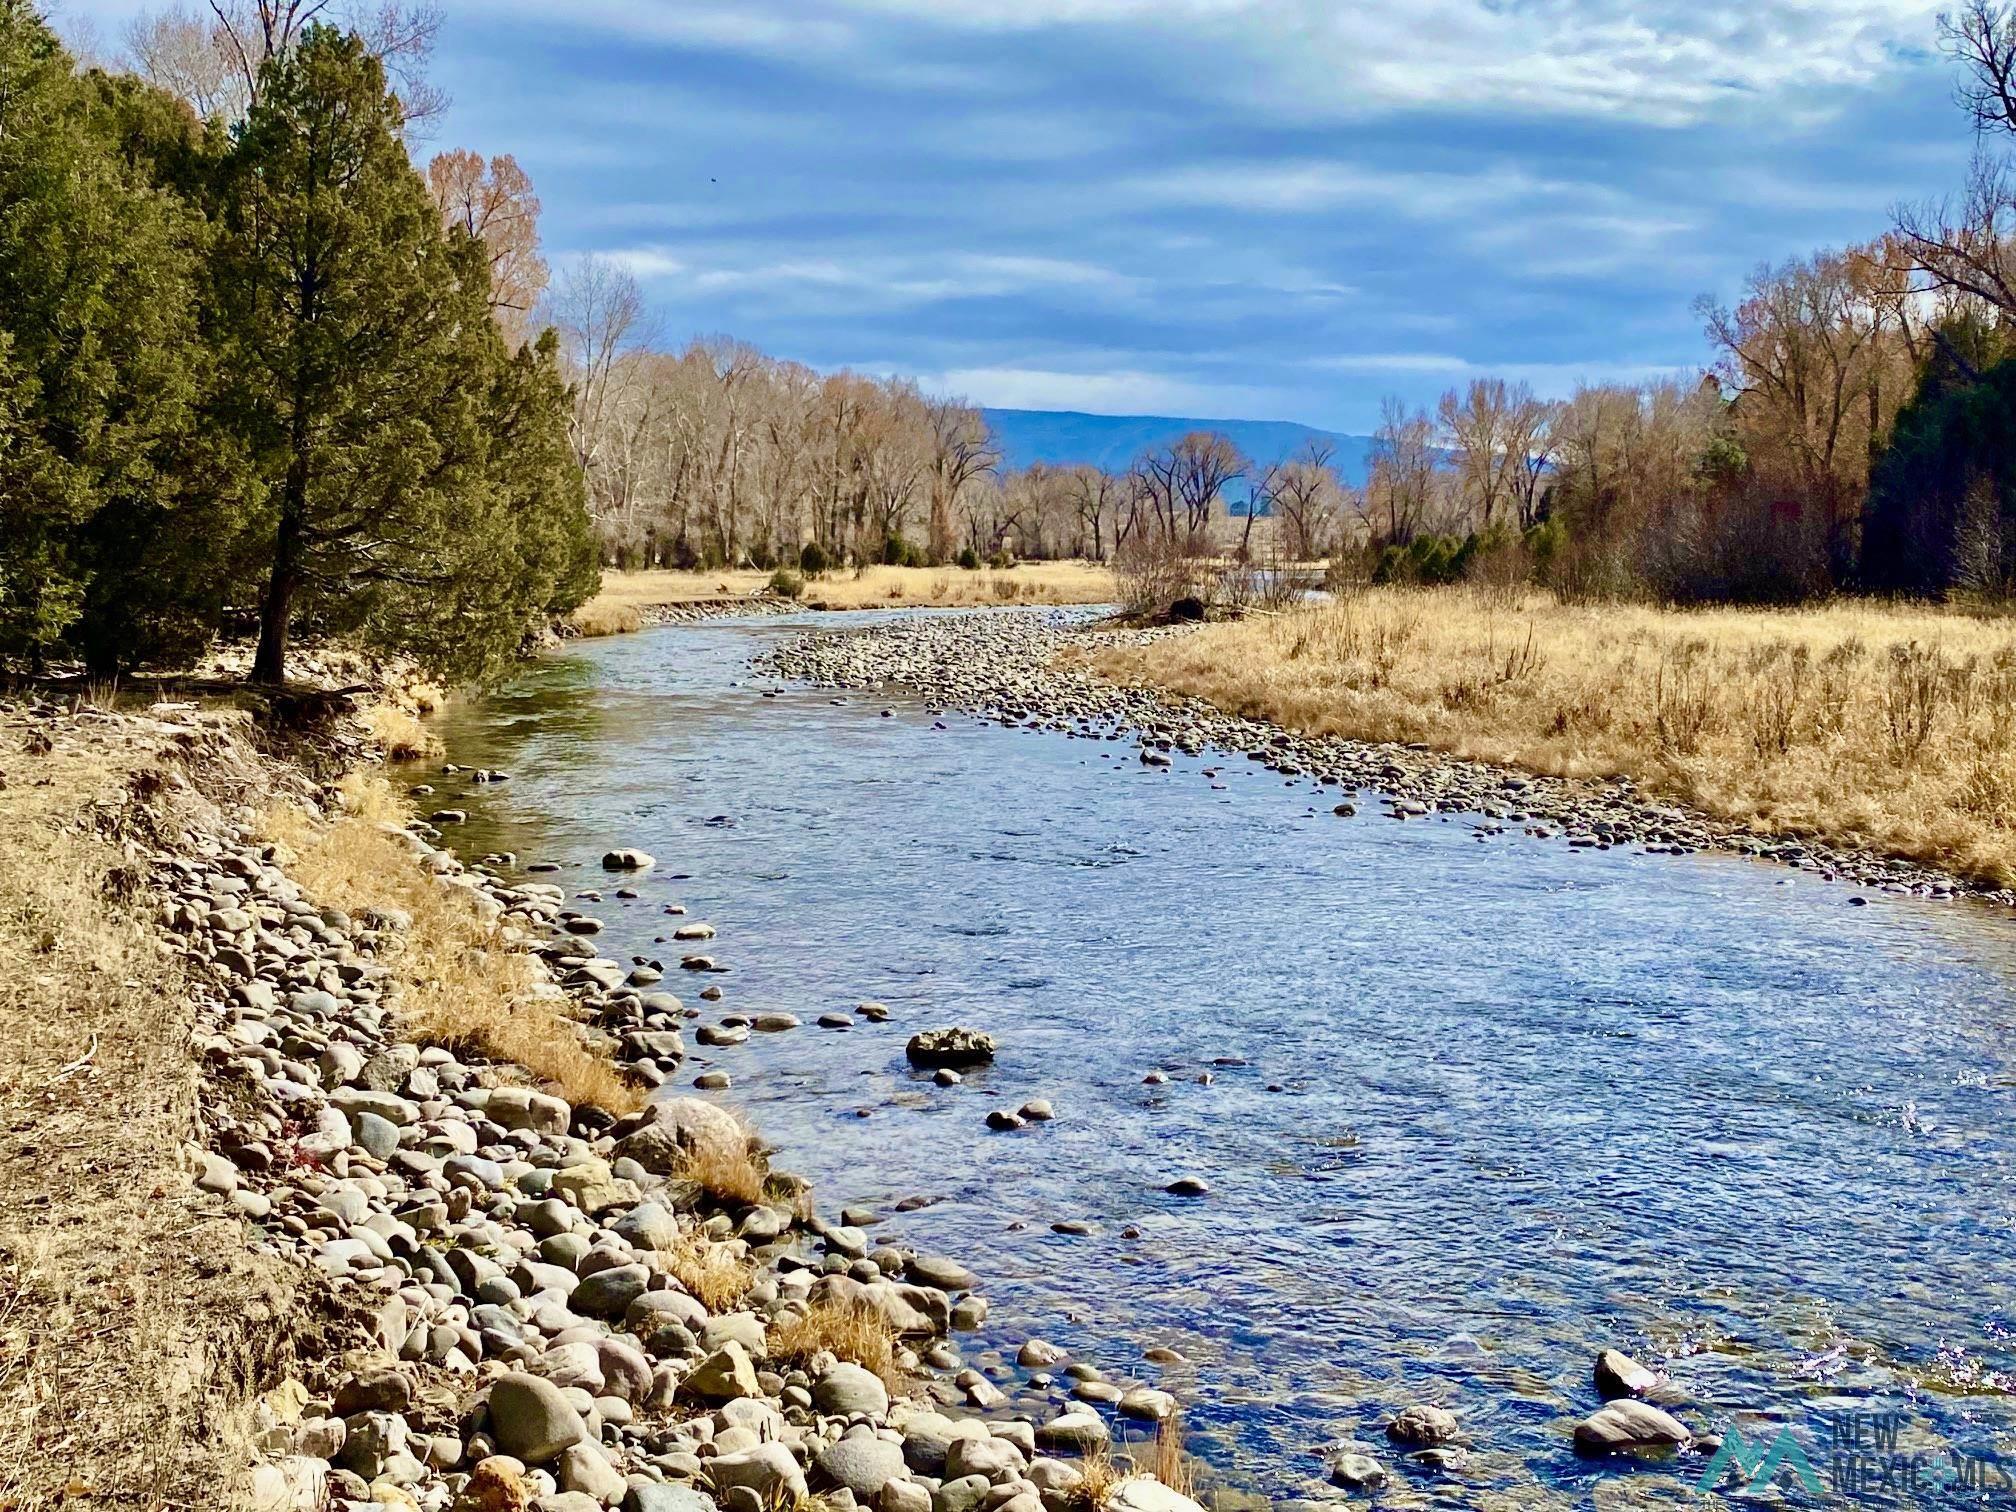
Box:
[1572,1399,1692,1454]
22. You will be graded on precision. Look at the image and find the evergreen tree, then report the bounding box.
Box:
[1864,353,2016,597]
[0,3,205,665]
[216,26,594,683]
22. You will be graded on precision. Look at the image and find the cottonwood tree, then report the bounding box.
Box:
[1268,441,1348,559]
[926,396,998,562]
[124,0,444,124]
[1699,249,1907,572]
[428,150,548,346]
[1440,378,1555,531]
[1132,432,1244,545]
[1364,399,1439,546]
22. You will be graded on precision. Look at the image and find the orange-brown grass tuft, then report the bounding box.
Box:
[659,1227,757,1313]
[1066,1444,1129,1512]
[1098,585,2016,887]
[676,1128,769,1206]
[768,1297,906,1395]
[266,775,642,1114]
[1148,1411,1196,1499]
[357,701,441,761]
[569,600,645,637]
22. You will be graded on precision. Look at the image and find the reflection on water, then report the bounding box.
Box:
[406,612,2016,1506]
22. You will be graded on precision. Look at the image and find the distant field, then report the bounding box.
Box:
[573,561,1117,634]
[1097,586,2016,888]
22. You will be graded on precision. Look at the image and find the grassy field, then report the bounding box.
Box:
[573,560,1117,634]
[1096,587,2016,887]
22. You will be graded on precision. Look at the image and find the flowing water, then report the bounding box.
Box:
[406,611,2016,1507]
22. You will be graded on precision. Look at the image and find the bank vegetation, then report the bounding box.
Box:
[1099,587,2016,886]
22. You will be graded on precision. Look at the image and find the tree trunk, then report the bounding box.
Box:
[252,436,310,685]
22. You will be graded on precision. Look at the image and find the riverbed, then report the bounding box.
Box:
[408,609,2016,1506]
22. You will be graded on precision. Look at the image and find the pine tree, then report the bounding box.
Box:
[216,27,476,683]
[0,2,204,666]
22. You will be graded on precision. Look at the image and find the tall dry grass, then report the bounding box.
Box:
[768,1297,905,1394]
[266,774,642,1113]
[357,702,441,760]
[1098,587,2016,886]
[657,1227,757,1312]
[568,600,645,638]
[578,561,1116,622]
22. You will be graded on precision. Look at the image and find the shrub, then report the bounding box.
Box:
[769,568,805,599]
[955,546,981,570]
[881,532,927,567]
[799,541,830,576]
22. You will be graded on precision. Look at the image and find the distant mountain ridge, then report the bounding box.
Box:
[981,407,1377,485]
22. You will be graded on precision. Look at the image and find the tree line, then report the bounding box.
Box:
[0,0,595,683]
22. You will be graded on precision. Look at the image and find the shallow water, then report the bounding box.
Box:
[409,611,2016,1507]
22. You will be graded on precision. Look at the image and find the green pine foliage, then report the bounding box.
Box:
[0,9,596,683]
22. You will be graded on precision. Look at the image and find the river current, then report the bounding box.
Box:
[405,610,2016,1508]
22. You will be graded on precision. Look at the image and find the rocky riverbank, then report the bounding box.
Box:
[0,691,1218,1512]
[759,609,2016,908]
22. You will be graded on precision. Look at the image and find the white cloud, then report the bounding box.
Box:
[479,0,1944,128]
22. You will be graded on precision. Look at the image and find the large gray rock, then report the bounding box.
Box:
[486,1086,572,1135]
[1323,1444,1387,1490]
[900,1412,989,1476]
[625,1487,717,1512]
[1034,1412,1108,1452]
[612,1201,681,1253]
[1385,1404,1459,1448]
[944,1435,1025,1482]
[905,1255,977,1292]
[487,1373,586,1463]
[571,1263,651,1319]
[603,850,656,870]
[707,1443,807,1505]
[816,1435,908,1498]
[814,1362,890,1418]
[1107,1481,1205,1512]
[1594,1348,1658,1400]
[611,1098,746,1174]
[904,1028,997,1068]
[558,1441,629,1502]
[1572,1399,1692,1454]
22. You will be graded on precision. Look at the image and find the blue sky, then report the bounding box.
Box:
[63,0,1974,432]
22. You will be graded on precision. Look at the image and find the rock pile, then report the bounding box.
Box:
[761,609,2009,905]
[154,761,1200,1512]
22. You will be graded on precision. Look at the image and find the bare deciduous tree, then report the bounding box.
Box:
[428,150,548,346]
[124,0,444,125]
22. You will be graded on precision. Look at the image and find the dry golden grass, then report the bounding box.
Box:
[1098,586,2016,886]
[657,1227,757,1313]
[1067,1444,1129,1511]
[267,774,642,1114]
[568,600,645,638]
[675,1127,768,1206]
[357,701,441,761]
[0,711,314,1508]
[1148,1412,1196,1499]
[768,1297,905,1394]
[580,560,1117,621]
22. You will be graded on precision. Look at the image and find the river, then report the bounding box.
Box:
[404,609,2016,1507]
